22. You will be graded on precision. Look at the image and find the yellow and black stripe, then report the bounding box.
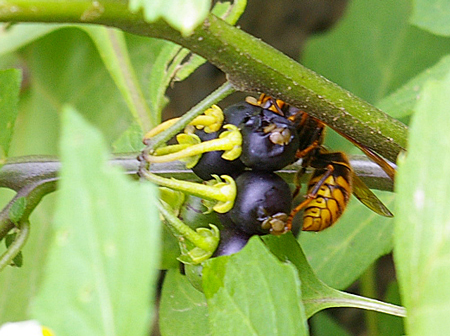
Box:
[302,152,352,231]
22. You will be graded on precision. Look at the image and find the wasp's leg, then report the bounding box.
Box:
[286,164,335,231]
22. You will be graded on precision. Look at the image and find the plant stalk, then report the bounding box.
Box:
[0,154,395,192]
[0,154,393,242]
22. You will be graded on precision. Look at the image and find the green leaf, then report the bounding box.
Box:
[125,0,247,104]
[11,28,131,154]
[0,23,62,56]
[378,54,450,119]
[159,269,210,336]
[411,0,450,36]
[109,1,246,129]
[8,28,182,155]
[394,71,450,335]
[302,0,450,104]
[81,26,154,130]
[8,196,26,225]
[147,42,185,120]
[128,0,211,36]
[378,281,404,336]
[0,68,21,164]
[112,123,144,152]
[31,107,160,336]
[212,0,247,25]
[160,226,182,270]
[310,312,352,336]
[137,40,202,124]
[203,236,309,336]
[0,191,55,323]
[262,234,405,318]
[299,192,395,290]
[112,34,188,132]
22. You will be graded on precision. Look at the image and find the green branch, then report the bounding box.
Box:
[0,153,393,249]
[0,154,394,193]
[0,1,407,162]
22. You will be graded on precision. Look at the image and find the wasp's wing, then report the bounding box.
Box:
[352,173,393,217]
[355,145,396,181]
[331,127,396,181]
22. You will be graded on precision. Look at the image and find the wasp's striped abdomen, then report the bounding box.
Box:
[302,154,352,231]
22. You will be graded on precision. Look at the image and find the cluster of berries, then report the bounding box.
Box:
[141,92,395,259]
[143,98,302,256]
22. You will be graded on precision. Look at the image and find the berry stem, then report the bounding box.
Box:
[140,170,236,213]
[154,143,192,156]
[156,200,219,261]
[145,124,242,163]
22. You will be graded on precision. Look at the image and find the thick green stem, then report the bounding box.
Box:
[0,1,407,162]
